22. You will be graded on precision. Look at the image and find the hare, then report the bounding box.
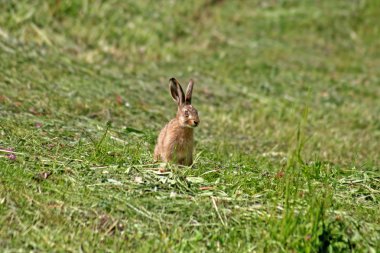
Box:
[154,78,200,166]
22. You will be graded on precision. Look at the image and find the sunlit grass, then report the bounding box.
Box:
[0,0,379,252]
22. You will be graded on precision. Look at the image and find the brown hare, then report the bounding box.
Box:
[154,78,200,166]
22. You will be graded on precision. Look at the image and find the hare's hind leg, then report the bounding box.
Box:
[153,145,161,163]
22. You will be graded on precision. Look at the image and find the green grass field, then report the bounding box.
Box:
[0,0,379,252]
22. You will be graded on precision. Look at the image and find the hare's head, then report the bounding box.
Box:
[169,77,199,128]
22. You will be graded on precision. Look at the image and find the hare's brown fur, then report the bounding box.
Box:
[154,118,194,165]
[154,78,199,166]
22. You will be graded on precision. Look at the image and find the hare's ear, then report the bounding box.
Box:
[169,78,185,105]
[185,79,194,105]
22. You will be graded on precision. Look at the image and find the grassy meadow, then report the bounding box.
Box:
[0,0,379,252]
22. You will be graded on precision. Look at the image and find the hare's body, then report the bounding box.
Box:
[154,119,194,165]
[154,78,199,166]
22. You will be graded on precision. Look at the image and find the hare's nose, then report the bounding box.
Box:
[194,121,199,126]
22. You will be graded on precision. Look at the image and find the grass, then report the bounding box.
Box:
[0,0,379,252]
